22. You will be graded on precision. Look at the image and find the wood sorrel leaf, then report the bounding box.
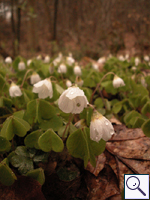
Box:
[0,162,17,186]
[0,136,11,152]
[24,130,43,149]
[39,115,63,131]
[0,74,9,92]
[38,129,64,152]
[23,99,39,124]
[9,146,34,174]
[26,168,45,185]
[66,127,106,167]
[24,99,57,125]
[142,119,150,137]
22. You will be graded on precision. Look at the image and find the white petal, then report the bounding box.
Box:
[58,95,74,113]
[66,87,84,100]
[38,84,49,99]
[33,80,45,88]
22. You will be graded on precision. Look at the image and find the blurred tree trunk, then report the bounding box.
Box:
[11,0,21,56]
[11,0,16,57]
[27,0,38,54]
[53,0,58,40]
[17,4,21,54]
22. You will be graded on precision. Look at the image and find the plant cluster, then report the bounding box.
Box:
[0,53,150,186]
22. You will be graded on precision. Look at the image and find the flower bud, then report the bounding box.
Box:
[66,80,72,87]
[74,65,82,76]
[58,63,67,74]
[9,82,22,97]
[5,57,12,64]
[75,76,84,87]
[44,55,50,63]
[33,78,53,99]
[90,110,115,142]
[113,75,125,88]
[18,61,26,71]
[66,56,75,66]
[30,72,41,85]
[27,59,32,66]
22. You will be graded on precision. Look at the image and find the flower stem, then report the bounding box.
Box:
[90,71,116,104]
[62,113,74,139]
[20,69,33,88]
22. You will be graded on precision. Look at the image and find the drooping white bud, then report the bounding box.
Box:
[141,77,147,88]
[30,72,41,85]
[92,63,99,70]
[27,59,32,66]
[36,55,42,60]
[75,76,84,87]
[9,82,22,97]
[66,80,72,87]
[66,56,75,66]
[58,63,67,74]
[33,78,53,99]
[144,55,149,62]
[113,75,125,88]
[97,56,106,64]
[58,86,88,114]
[74,65,82,76]
[135,57,140,66]
[90,111,115,142]
[53,53,63,66]
[49,64,55,74]
[118,55,125,61]
[18,61,26,71]
[5,57,12,64]
[44,55,50,63]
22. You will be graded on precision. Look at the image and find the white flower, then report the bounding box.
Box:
[58,86,88,114]
[144,55,149,62]
[90,111,115,142]
[74,65,82,76]
[141,77,147,88]
[58,63,67,73]
[44,55,50,63]
[125,53,129,60]
[5,57,12,64]
[66,80,72,87]
[18,61,26,71]
[135,57,140,66]
[118,55,125,61]
[27,59,32,66]
[131,66,137,71]
[33,78,53,99]
[75,76,84,87]
[9,82,22,97]
[66,56,75,66]
[36,55,42,60]
[53,53,63,66]
[113,75,125,88]
[92,63,99,70]
[97,56,106,64]
[49,65,54,74]
[30,72,41,85]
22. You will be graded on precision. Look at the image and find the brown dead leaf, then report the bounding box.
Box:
[86,153,106,176]
[85,165,120,200]
[0,176,46,200]
[106,137,150,160]
[85,124,150,199]
[111,124,145,141]
[110,115,122,125]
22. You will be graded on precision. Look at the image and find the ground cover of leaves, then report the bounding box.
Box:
[0,123,149,200]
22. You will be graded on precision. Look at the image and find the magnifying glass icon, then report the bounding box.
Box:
[126,176,146,196]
